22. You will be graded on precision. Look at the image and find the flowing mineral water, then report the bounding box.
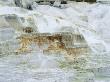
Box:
[0,1,110,82]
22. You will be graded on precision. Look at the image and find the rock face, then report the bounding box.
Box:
[14,0,23,7]
[15,32,89,54]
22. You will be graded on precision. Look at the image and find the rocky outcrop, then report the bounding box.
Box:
[14,0,23,7]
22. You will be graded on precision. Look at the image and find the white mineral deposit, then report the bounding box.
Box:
[0,0,110,82]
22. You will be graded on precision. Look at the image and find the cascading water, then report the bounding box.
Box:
[78,27,108,53]
[0,1,110,82]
